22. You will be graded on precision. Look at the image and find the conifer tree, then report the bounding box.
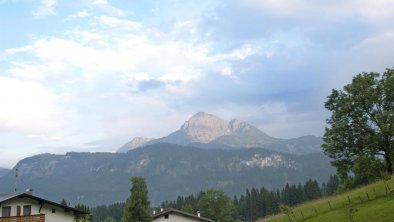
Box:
[121,177,152,222]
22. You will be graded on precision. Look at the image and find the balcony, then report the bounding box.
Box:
[0,214,45,222]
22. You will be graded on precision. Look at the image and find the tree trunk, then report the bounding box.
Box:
[384,154,393,175]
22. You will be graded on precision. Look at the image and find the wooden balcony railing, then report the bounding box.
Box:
[0,214,45,222]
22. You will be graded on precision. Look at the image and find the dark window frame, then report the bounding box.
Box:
[2,206,11,217]
[23,205,32,216]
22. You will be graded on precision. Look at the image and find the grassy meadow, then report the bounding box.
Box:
[259,176,394,222]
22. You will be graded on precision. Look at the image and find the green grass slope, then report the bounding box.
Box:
[259,176,394,222]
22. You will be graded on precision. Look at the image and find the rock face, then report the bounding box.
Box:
[181,112,232,143]
[229,119,250,133]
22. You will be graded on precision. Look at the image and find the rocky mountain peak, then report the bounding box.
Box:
[181,112,232,143]
[117,112,322,154]
[229,119,252,133]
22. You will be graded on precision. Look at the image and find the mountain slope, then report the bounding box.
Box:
[261,176,394,222]
[0,144,334,206]
[117,137,153,153]
[118,112,323,154]
[0,168,10,178]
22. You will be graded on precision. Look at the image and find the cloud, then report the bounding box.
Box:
[138,79,165,91]
[0,8,317,143]
[0,77,61,132]
[3,0,394,168]
[243,0,394,22]
[99,16,141,29]
[32,0,56,18]
[65,10,90,21]
[83,0,126,16]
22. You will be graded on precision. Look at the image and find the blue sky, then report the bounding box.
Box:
[1,0,394,168]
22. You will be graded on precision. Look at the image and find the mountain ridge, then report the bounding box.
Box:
[0,143,334,206]
[118,112,322,154]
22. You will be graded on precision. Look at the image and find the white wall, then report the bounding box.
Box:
[0,196,77,222]
[154,213,202,222]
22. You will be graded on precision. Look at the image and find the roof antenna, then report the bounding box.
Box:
[14,168,18,192]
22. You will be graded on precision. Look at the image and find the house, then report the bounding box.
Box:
[153,208,214,222]
[0,192,87,222]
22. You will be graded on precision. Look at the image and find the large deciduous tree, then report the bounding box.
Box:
[323,68,394,176]
[121,177,152,222]
[197,189,236,222]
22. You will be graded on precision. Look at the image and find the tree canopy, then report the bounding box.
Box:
[121,177,152,222]
[323,68,394,176]
[197,189,236,222]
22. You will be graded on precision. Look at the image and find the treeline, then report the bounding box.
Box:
[75,203,124,222]
[81,175,339,222]
[161,175,340,221]
[90,203,124,222]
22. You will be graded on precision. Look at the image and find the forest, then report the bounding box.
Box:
[83,175,340,222]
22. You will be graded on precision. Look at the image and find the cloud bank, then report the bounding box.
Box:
[0,0,393,167]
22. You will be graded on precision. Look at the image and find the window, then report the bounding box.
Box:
[52,209,56,213]
[164,214,169,219]
[2,207,11,217]
[23,205,31,216]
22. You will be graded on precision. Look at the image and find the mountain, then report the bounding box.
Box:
[118,112,323,154]
[0,168,10,178]
[0,144,334,206]
[117,137,153,153]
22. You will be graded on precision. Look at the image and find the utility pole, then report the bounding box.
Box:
[14,168,18,192]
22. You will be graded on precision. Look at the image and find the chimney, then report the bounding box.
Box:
[25,189,33,195]
[197,211,200,217]
[153,210,156,215]
[160,208,163,212]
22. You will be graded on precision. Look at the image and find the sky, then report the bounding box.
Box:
[0,0,394,168]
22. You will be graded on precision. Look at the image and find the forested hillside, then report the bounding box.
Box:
[0,144,334,206]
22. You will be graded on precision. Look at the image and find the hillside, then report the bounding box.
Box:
[260,176,394,222]
[0,144,334,206]
[0,168,10,178]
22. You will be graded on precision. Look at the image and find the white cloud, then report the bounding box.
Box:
[83,0,126,16]
[10,27,250,87]
[7,61,66,81]
[28,134,63,142]
[99,16,141,29]
[218,44,260,61]
[32,0,56,18]
[0,10,271,168]
[173,20,199,35]
[5,45,34,55]
[65,10,90,21]
[0,77,61,132]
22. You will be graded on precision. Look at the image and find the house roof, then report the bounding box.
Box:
[153,208,214,222]
[0,192,87,215]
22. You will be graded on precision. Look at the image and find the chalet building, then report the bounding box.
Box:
[153,208,214,222]
[0,192,87,222]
